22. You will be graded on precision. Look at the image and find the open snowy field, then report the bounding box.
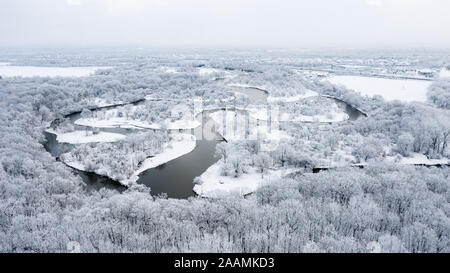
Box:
[246,103,349,123]
[88,98,125,108]
[245,95,349,123]
[47,129,126,144]
[440,68,450,78]
[209,109,291,142]
[267,89,318,102]
[76,116,200,130]
[326,75,432,102]
[193,160,292,197]
[75,105,201,130]
[387,153,450,166]
[198,67,221,75]
[0,63,110,77]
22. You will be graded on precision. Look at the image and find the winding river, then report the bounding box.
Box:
[44,87,365,198]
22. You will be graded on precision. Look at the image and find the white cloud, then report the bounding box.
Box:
[366,0,384,7]
[66,0,82,6]
[105,0,147,15]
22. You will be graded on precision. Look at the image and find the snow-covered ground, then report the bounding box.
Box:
[89,98,125,108]
[439,68,450,78]
[246,102,349,123]
[298,70,330,78]
[198,67,221,75]
[267,90,318,103]
[326,76,431,102]
[47,129,126,144]
[292,112,348,123]
[194,160,292,197]
[0,64,111,77]
[386,153,449,165]
[195,152,449,198]
[249,108,348,123]
[209,110,291,142]
[124,134,197,186]
[158,66,179,74]
[75,116,145,129]
[76,116,200,130]
[75,105,200,130]
[228,83,267,90]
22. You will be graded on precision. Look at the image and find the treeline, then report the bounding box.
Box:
[314,80,450,160]
[428,78,450,109]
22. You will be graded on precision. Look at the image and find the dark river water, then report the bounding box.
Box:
[135,111,224,198]
[137,139,221,198]
[44,88,365,198]
[333,98,365,121]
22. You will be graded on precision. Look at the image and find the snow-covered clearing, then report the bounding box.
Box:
[292,112,348,123]
[198,67,221,75]
[386,153,449,166]
[158,67,179,74]
[246,102,349,123]
[228,83,267,90]
[193,160,292,197]
[63,160,87,173]
[0,64,111,77]
[209,110,291,142]
[326,76,431,102]
[76,116,200,130]
[89,98,124,108]
[439,68,450,78]
[47,129,126,144]
[249,108,348,123]
[75,105,200,130]
[267,90,318,102]
[296,69,330,78]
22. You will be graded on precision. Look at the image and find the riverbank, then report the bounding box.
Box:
[61,133,197,187]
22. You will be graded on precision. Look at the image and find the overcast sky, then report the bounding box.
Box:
[1,0,449,48]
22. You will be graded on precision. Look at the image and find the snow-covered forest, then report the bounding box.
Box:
[0,48,449,253]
